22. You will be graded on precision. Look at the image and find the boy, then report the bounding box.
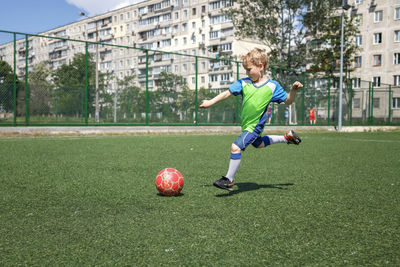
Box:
[309,108,316,125]
[199,48,303,191]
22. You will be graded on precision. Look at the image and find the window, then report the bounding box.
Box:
[175,12,178,19]
[373,98,380,108]
[373,77,381,87]
[210,31,219,39]
[183,64,187,72]
[353,78,361,88]
[201,5,206,13]
[192,22,196,29]
[374,11,383,22]
[210,74,218,82]
[201,76,205,84]
[393,98,400,109]
[192,8,196,15]
[373,33,382,44]
[373,55,382,66]
[221,73,232,81]
[192,77,195,84]
[355,0,363,4]
[183,9,188,18]
[183,37,187,45]
[182,23,187,32]
[355,56,362,68]
[394,75,400,86]
[355,14,363,26]
[355,35,362,46]
[394,53,400,64]
[395,7,400,20]
[353,98,361,109]
[395,30,400,42]
[307,2,313,11]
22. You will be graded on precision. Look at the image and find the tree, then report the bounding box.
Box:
[0,60,18,113]
[52,53,96,116]
[28,62,53,115]
[116,74,146,122]
[225,0,307,69]
[152,71,190,123]
[225,0,360,75]
[303,0,361,76]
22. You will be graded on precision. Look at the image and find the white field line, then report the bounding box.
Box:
[323,137,400,143]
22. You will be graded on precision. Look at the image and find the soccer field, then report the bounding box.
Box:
[0,132,399,266]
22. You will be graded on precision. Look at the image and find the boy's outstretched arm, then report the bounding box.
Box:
[284,81,303,105]
[199,90,232,108]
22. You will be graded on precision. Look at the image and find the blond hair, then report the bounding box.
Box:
[240,48,269,70]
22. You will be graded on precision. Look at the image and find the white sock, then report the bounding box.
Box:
[225,153,241,182]
[267,135,287,144]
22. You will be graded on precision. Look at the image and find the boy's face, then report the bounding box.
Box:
[243,62,264,82]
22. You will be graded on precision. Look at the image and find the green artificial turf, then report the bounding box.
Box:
[0,132,399,266]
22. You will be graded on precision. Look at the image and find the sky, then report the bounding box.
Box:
[0,0,145,44]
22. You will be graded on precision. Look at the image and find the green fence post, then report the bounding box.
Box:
[328,77,331,125]
[84,42,88,125]
[13,33,16,126]
[56,89,58,123]
[368,81,371,124]
[24,35,29,126]
[271,67,276,125]
[349,78,353,126]
[236,61,240,125]
[369,81,371,125]
[145,50,149,125]
[388,85,392,125]
[302,72,306,126]
[195,56,198,126]
[371,82,374,125]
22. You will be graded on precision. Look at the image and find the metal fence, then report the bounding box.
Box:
[0,30,399,126]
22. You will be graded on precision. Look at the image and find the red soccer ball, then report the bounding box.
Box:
[155,168,184,196]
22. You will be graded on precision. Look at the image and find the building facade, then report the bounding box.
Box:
[348,0,400,121]
[0,0,267,91]
[350,0,400,86]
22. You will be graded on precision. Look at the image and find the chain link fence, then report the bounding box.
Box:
[1,30,399,126]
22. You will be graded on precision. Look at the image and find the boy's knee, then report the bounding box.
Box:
[255,143,265,148]
[231,143,241,153]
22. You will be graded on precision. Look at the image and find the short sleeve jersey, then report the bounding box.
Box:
[229,77,288,134]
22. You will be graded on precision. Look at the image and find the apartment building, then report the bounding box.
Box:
[350,0,400,86]
[0,0,267,91]
[348,0,400,120]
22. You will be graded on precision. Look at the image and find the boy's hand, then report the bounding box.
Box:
[199,100,213,108]
[292,81,303,90]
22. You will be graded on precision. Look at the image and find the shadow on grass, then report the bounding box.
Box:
[215,182,294,197]
[156,193,185,197]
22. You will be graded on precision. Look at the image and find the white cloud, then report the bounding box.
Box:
[66,0,145,16]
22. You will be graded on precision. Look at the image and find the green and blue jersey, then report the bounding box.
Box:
[229,77,288,134]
